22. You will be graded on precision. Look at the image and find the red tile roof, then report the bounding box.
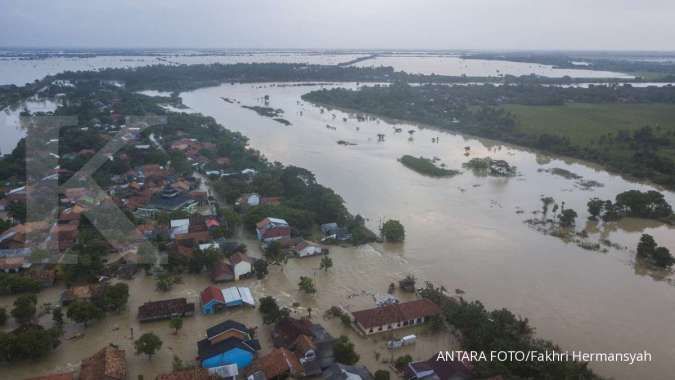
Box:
[200,286,224,304]
[247,347,304,379]
[79,344,127,380]
[352,299,441,330]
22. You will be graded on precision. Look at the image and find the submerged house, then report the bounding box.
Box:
[351,299,442,335]
[79,344,127,380]
[137,298,195,322]
[272,317,336,372]
[246,348,305,380]
[135,186,198,218]
[198,320,261,370]
[320,223,352,241]
[403,355,474,380]
[200,286,255,314]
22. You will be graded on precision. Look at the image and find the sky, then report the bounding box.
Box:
[1,0,674,51]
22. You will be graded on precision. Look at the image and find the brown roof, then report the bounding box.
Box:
[210,261,234,282]
[248,348,304,379]
[79,344,127,380]
[352,299,442,329]
[25,372,75,380]
[156,368,219,380]
[272,317,314,347]
[175,231,211,243]
[292,334,316,354]
[137,298,195,322]
[0,256,27,270]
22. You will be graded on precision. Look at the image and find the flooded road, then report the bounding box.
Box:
[178,83,675,379]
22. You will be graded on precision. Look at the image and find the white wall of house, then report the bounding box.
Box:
[356,316,428,335]
[233,261,252,281]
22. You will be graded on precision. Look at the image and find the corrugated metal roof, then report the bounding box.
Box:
[221,287,242,304]
[238,287,255,306]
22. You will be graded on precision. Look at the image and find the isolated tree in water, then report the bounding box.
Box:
[170,317,183,335]
[320,255,333,272]
[381,219,405,242]
[299,276,317,294]
[135,332,163,360]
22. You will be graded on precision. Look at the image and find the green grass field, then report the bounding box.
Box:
[504,103,675,147]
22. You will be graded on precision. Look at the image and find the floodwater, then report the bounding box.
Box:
[172,83,675,380]
[0,53,367,86]
[0,237,455,379]
[0,51,635,86]
[0,98,58,154]
[352,55,633,79]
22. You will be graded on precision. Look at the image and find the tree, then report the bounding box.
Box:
[374,370,390,380]
[298,276,316,294]
[67,300,103,327]
[101,283,129,312]
[169,317,183,335]
[587,198,604,219]
[264,240,287,265]
[11,294,37,325]
[258,296,289,325]
[0,307,6,326]
[637,234,675,269]
[333,335,359,365]
[381,220,405,242]
[394,355,413,369]
[135,332,163,359]
[319,255,333,272]
[254,259,269,279]
[52,307,64,327]
[558,209,578,227]
[0,324,59,361]
[637,234,658,259]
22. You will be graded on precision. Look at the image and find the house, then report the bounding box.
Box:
[198,320,261,370]
[137,298,195,322]
[198,337,260,370]
[272,317,335,370]
[156,368,219,380]
[206,320,255,345]
[27,268,57,288]
[210,260,234,283]
[246,348,304,380]
[403,355,474,380]
[79,344,127,380]
[229,252,252,280]
[200,286,255,314]
[236,193,261,208]
[200,286,226,315]
[255,218,290,242]
[135,186,198,218]
[170,218,190,237]
[0,256,31,273]
[61,284,102,306]
[292,241,323,258]
[320,223,352,241]
[351,299,442,335]
[323,364,373,380]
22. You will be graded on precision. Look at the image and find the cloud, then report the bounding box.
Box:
[0,0,673,50]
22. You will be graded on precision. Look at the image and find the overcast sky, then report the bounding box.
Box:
[1,0,674,51]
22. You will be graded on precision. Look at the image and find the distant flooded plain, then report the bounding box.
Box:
[179,83,675,379]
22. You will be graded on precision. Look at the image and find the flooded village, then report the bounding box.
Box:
[1,52,675,380]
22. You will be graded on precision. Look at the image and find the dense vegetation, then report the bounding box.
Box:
[587,190,674,223]
[419,283,601,379]
[303,82,675,189]
[398,155,460,177]
[636,234,674,269]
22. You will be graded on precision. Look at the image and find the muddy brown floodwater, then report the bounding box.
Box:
[3,82,675,380]
[179,83,675,380]
[1,238,455,379]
